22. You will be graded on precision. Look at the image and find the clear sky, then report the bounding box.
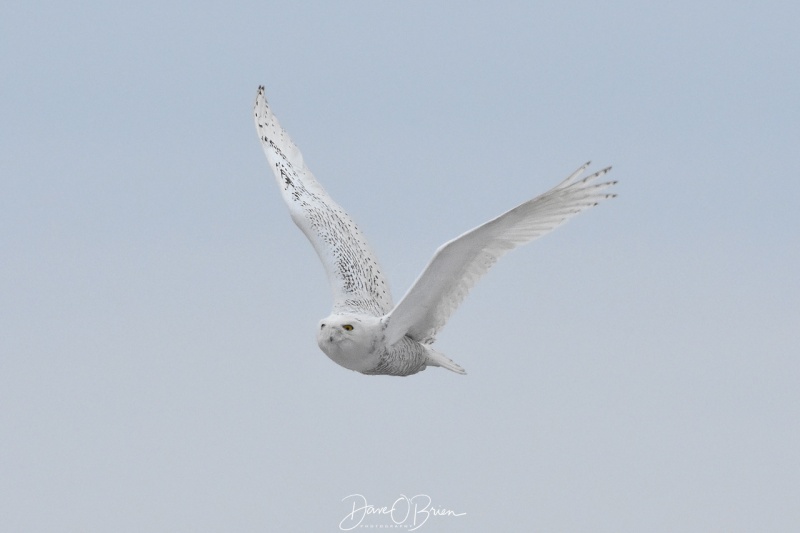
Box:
[2,1,799,531]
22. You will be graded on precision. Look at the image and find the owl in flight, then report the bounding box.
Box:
[254,86,616,376]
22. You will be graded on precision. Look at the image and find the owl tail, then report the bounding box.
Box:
[424,346,466,375]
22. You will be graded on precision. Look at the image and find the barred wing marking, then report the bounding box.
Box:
[254,86,392,316]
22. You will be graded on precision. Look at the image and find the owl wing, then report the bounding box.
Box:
[254,86,393,316]
[382,163,616,346]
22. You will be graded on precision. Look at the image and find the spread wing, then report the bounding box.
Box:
[254,86,392,316]
[383,163,616,345]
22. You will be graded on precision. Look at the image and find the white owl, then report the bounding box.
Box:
[254,86,616,376]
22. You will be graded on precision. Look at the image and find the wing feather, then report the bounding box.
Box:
[254,86,392,316]
[383,163,616,345]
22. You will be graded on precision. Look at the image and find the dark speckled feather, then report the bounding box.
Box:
[254,86,392,317]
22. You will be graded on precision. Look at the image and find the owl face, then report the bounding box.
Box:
[318,318,357,342]
[316,314,382,372]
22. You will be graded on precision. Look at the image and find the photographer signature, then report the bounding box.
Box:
[339,493,466,531]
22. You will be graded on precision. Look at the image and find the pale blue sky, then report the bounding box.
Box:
[2,1,799,531]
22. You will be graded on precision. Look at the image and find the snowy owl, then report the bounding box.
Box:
[254,86,616,376]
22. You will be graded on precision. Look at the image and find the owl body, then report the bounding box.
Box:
[317,314,431,376]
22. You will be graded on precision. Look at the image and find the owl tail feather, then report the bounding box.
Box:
[424,347,466,375]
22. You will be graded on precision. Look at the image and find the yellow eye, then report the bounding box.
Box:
[342,324,354,331]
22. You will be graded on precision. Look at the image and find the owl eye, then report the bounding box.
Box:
[342,324,354,331]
